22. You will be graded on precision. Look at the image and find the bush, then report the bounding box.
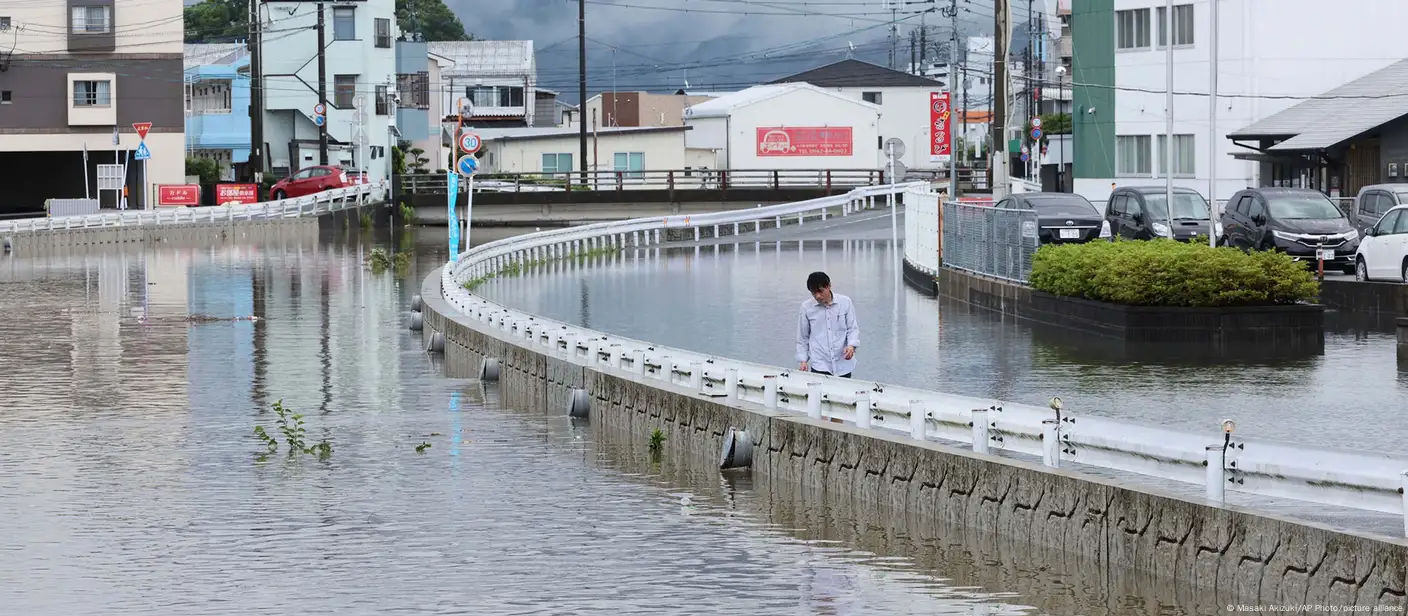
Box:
[1028,239,1320,307]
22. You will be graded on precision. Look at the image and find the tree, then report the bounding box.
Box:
[184,0,249,44]
[396,0,473,42]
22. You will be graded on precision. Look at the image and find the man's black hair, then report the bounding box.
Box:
[806,271,831,293]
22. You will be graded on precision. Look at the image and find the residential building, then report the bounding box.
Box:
[0,0,185,213]
[429,41,537,128]
[769,59,945,171]
[185,43,251,182]
[259,0,399,182]
[395,41,453,173]
[583,91,718,130]
[472,126,690,177]
[1070,0,1408,203]
[683,83,881,171]
[1228,58,1408,198]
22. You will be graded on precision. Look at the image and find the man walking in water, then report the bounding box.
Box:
[795,271,859,378]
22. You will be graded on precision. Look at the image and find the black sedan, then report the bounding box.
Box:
[995,192,1110,244]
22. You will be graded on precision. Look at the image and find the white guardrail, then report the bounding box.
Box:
[0,181,388,237]
[441,182,1408,535]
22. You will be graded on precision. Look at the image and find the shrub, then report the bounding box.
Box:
[1028,239,1320,307]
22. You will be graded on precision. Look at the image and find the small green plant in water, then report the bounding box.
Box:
[459,245,621,292]
[416,441,432,453]
[399,202,417,225]
[359,211,374,229]
[367,248,410,275]
[648,428,666,454]
[254,399,333,460]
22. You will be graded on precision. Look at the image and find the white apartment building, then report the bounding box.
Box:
[429,41,537,129]
[259,0,398,183]
[0,0,185,212]
[1072,0,1408,203]
[768,59,948,172]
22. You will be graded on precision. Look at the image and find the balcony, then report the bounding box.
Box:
[68,0,115,52]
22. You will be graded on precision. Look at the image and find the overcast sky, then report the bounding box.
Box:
[447,0,1056,102]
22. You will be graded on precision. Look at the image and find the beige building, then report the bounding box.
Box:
[582,92,718,131]
[0,0,185,213]
[475,126,691,177]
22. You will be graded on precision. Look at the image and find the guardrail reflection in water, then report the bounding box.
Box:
[941,200,1040,283]
[0,181,387,237]
[439,182,1408,535]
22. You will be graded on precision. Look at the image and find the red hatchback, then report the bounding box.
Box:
[270,165,352,199]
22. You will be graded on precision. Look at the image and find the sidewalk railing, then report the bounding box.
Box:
[403,169,891,194]
[437,183,1408,535]
[0,182,387,237]
[941,199,1040,283]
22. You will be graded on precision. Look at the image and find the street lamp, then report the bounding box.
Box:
[1055,65,1067,192]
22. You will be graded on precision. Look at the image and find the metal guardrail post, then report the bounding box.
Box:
[1042,420,1061,468]
[910,400,925,440]
[762,375,778,409]
[972,408,990,454]
[854,391,871,429]
[724,368,738,399]
[806,382,823,419]
[1206,445,1226,501]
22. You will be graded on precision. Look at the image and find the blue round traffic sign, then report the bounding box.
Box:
[458,132,482,154]
[1020,153,1030,162]
[456,154,479,176]
[314,115,326,127]
[1031,128,1042,139]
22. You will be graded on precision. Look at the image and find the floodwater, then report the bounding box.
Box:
[475,218,1408,454]
[0,225,1215,615]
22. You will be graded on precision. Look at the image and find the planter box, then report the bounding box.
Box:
[1319,279,1408,316]
[1027,291,1325,351]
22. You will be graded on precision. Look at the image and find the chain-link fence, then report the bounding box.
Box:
[941,201,1041,283]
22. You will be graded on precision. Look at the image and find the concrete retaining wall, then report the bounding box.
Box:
[2,205,375,254]
[419,268,1408,608]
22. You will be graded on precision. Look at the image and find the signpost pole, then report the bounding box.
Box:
[448,169,459,263]
[465,174,475,250]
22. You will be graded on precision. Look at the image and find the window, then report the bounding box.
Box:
[1109,193,1127,217]
[613,152,644,178]
[0,91,10,104]
[1156,134,1195,176]
[1156,4,1195,47]
[0,17,10,31]
[862,91,882,105]
[1115,9,1150,50]
[1116,135,1151,176]
[73,80,111,106]
[1376,210,1402,235]
[71,6,111,34]
[375,85,388,115]
[333,7,355,41]
[541,153,572,174]
[1393,209,1408,234]
[334,75,357,108]
[467,86,524,108]
[397,72,430,109]
[375,18,391,48]
[498,86,524,107]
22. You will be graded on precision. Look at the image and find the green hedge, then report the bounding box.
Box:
[1028,239,1320,307]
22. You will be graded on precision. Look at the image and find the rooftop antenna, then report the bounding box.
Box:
[846,41,856,58]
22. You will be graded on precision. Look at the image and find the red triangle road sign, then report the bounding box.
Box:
[132,122,152,140]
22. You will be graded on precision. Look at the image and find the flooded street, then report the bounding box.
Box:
[0,226,1213,615]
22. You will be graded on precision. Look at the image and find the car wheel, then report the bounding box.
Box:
[1218,235,1229,248]
[273,189,286,200]
[1356,257,1370,282]
[1401,259,1408,284]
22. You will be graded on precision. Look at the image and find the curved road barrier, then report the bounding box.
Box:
[0,182,388,253]
[421,183,1408,605]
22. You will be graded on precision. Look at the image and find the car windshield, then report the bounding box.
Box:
[1266,194,1343,220]
[1027,197,1097,217]
[1143,193,1210,221]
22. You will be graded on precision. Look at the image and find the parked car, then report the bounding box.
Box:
[1106,186,1219,241]
[269,165,352,199]
[1351,184,1408,237]
[1353,204,1408,282]
[1219,187,1360,273]
[995,192,1110,244]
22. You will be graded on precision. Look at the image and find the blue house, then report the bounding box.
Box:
[184,44,252,181]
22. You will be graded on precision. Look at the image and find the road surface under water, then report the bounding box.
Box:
[0,225,1218,615]
[475,212,1406,455]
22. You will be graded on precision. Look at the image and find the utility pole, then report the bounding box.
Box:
[316,1,329,165]
[1025,0,1033,180]
[1163,0,1174,230]
[909,30,917,74]
[948,0,958,199]
[919,19,927,70]
[578,0,588,183]
[1208,0,1219,246]
[248,0,264,183]
[992,0,1010,197]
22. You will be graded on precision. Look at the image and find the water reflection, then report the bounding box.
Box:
[477,239,1406,452]
[2,229,1117,615]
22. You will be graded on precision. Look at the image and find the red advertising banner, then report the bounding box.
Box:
[215,183,259,205]
[157,184,200,207]
[755,127,853,157]
[930,92,952,159]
